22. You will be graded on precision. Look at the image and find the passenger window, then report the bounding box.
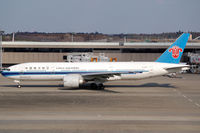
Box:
[30,67,32,70]
[34,67,36,69]
[42,67,45,69]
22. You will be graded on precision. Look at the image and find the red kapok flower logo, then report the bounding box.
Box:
[169,46,183,59]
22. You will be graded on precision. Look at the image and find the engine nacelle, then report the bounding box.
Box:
[63,74,84,88]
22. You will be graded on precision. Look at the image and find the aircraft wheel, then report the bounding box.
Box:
[90,83,98,89]
[14,80,21,88]
[98,83,104,90]
[90,83,104,90]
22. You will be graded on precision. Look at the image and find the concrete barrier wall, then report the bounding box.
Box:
[2,52,162,64]
[3,52,65,64]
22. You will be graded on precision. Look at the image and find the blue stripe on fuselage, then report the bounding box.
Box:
[1,70,148,77]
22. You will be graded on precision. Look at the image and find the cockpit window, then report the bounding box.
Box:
[2,68,10,71]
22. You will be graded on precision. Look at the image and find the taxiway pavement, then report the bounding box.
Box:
[0,74,200,133]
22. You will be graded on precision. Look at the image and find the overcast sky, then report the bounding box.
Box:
[0,0,199,34]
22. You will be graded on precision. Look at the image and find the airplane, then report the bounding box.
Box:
[1,33,190,89]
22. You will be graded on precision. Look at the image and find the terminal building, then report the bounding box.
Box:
[2,41,200,66]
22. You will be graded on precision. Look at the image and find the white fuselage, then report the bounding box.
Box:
[1,62,186,82]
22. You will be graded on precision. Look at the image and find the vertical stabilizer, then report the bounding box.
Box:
[156,33,190,64]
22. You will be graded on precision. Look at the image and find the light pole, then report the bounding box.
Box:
[0,30,4,71]
[71,32,75,42]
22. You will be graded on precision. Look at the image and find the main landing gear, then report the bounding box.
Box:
[14,80,21,88]
[90,83,105,90]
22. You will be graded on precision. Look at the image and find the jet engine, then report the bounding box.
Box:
[63,74,84,88]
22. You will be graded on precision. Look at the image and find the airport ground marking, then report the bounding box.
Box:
[173,88,200,109]
[195,103,200,107]
[182,94,187,98]
[188,98,193,102]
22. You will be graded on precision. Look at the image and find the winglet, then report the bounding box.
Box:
[156,33,190,64]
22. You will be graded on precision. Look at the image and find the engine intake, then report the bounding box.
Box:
[63,74,84,88]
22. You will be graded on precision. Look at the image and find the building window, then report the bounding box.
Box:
[63,56,67,60]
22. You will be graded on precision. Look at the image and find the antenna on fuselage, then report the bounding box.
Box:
[0,30,4,71]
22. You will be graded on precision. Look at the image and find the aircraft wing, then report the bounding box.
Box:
[81,71,145,81]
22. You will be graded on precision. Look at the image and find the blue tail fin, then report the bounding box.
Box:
[156,33,190,64]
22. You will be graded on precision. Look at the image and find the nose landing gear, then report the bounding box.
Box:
[14,80,21,88]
